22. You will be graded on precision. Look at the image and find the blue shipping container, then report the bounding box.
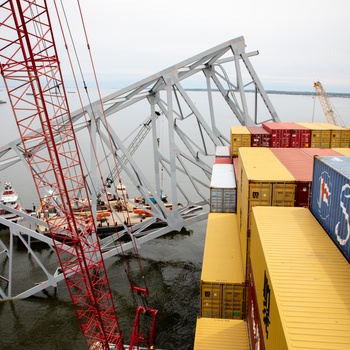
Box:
[311,156,350,261]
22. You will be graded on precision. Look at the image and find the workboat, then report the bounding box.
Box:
[0,182,23,217]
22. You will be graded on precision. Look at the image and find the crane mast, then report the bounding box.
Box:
[314,81,343,126]
[0,1,123,349]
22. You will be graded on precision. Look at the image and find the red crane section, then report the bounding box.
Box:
[0,1,123,349]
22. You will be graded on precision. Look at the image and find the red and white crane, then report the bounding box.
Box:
[0,1,157,349]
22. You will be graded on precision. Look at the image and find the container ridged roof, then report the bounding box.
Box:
[194,318,249,349]
[252,206,350,349]
[239,147,295,181]
[201,213,244,283]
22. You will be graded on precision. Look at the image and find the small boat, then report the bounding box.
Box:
[0,182,22,216]
[0,100,6,104]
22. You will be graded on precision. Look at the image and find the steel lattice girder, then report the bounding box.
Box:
[0,37,280,300]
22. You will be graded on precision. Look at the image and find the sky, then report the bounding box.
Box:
[2,0,350,92]
[55,0,349,93]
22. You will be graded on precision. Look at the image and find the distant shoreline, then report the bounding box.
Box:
[185,88,350,98]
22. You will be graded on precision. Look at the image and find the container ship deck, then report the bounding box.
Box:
[194,122,350,350]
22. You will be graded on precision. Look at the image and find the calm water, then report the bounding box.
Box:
[0,90,349,349]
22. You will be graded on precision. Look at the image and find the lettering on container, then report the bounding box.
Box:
[316,171,332,220]
[262,271,270,338]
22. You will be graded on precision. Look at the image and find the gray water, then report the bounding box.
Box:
[0,221,206,350]
[0,89,349,349]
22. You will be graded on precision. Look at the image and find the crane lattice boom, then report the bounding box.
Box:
[0,1,123,349]
[314,81,343,126]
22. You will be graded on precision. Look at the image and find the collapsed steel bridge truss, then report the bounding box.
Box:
[0,37,280,299]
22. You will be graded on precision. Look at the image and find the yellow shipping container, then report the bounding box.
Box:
[237,148,295,275]
[230,126,251,156]
[333,147,350,155]
[316,122,350,148]
[296,122,331,148]
[201,213,246,319]
[194,318,249,350]
[250,206,350,350]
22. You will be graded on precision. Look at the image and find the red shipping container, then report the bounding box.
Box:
[262,122,291,147]
[262,122,311,148]
[246,126,271,147]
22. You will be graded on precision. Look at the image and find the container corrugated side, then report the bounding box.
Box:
[210,164,236,213]
[316,123,350,148]
[250,206,350,350]
[296,122,331,148]
[311,155,350,261]
[201,213,245,319]
[230,126,251,156]
[194,318,249,350]
[246,125,271,147]
[237,148,295,228]
[262,122,292,148]
[247,260,266,350]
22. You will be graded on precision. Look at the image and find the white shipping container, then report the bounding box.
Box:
[210,164,236,213]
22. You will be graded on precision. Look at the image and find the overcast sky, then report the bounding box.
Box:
[2,0,350,93]
[62,0,349,92]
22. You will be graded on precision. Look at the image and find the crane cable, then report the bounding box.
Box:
[56,0,150,298]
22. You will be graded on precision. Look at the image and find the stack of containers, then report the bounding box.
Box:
[237,147,296,275]
[311,155,350,262]
[246,125,271,147]
[316,123,350,148]
[230,126,251,157]
[249,206,350,350]
[210,164,236,213]
[262,122,311,148]
[296,122,331,148]
[200,213,246,320]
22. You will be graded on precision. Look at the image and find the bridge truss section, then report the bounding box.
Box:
[0,37,280,299]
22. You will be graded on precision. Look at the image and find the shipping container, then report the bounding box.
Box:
[262,122,291,148]
[270,148,313,207]
[246,125,271,147]
[296,122,331,148]
[250,206,350,350]
[230,126,251,156]
[333,147,350,156]
[237,148,296,275]
[210,164,236,213]
[262,122,310,148]
[247,261,266,350]
[200,213,246,319]
[194,318,249,350]
[311,156,350,261]
[316,123,350,148]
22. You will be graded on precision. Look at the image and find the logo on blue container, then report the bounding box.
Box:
[335,183,350,246]
[317,171,332,220]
